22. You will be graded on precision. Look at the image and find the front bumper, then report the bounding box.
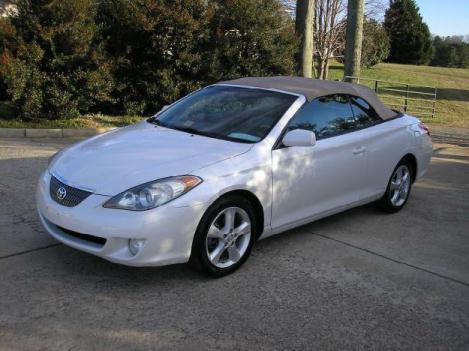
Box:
[36,171,207,267]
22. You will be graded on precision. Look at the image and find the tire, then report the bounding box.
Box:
[377,159,414,213]
[189,195,257,277]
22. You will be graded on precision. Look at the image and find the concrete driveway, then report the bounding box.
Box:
[0,135,468,350]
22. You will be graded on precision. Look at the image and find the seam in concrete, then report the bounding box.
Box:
[0,230,468,289]
[307,230,469,288]
[0,243,62,260]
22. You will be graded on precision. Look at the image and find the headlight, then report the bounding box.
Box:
[103,175,202,211]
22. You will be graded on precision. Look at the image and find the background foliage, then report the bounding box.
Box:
[431,36,469,69]
[361,18,390,68]
[0,0,297,119]
[384,0,432,65]
[1,0,468,122]
[336,17,390,70]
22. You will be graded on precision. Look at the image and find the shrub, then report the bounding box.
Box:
[205,0,297,81]
[0,17,16,100]
[97,0,214,115]
[2,43,44,120]
[1,0,298,119]
[98,0,297,115]
[361,19,390,68]
[1,0,114,119]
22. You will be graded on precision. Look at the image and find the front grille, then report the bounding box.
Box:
[57,226,107,246]
[50,175,92,207]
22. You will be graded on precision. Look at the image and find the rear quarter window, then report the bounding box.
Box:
[349,96,383,128]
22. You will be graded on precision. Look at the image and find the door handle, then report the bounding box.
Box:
[353,146,367,155]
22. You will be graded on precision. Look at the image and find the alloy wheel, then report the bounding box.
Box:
[389,165,411,207]
[205,207,252,268]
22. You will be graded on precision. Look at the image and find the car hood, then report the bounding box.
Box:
[50,121,252,195]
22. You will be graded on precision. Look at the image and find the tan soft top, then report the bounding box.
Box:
[218,76,396,120]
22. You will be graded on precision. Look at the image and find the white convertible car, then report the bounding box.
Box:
[37,77,432,276]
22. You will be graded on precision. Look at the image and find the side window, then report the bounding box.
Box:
[287,94,356,139]
[349,96,382,128]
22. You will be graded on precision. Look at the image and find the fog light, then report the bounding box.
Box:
[128,239,145,256]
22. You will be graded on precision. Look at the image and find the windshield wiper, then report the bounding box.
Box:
[150,119,204,136]
[171,125,224,139]
[151,121,248,143]
[174,126,203,135]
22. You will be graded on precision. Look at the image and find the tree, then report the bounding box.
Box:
[384,0,432,65]
[431,36,469,68]
[361,18,390,67]
[295,0,315,77]
[284,0,385,79]
[344,0,364,80]
[314,0,346,79]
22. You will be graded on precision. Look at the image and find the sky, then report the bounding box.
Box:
[415,0,469,37]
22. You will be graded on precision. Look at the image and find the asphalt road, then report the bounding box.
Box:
[0,135,468,351]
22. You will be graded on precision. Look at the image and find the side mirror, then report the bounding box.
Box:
[282,129,316,147]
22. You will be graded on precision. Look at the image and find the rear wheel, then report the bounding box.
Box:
[190,195,257,276]
[377,160,413,213]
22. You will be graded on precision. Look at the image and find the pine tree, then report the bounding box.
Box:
[384,0,432,65]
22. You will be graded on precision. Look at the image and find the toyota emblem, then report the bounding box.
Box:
[57,187,67,200]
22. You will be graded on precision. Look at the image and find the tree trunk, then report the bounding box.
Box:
[322,56,330,80]
[344,0,364,81]
[296,0,315,78]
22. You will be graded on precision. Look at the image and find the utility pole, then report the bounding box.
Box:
[344,0,364,81]
[295,0,315,78]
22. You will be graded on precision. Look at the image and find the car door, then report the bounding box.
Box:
[348,96,405,200]
[271,94,368,229]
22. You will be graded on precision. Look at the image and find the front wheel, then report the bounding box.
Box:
[377,160,413,213]
[190,195,257,277]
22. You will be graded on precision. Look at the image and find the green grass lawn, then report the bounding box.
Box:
[0,110,144,129]
[1,62,468,129]
[329,62,469,128]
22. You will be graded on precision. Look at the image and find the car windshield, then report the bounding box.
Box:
[150,85,298,143]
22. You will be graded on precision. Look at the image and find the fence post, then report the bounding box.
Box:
[404,84,409,113]
[374,80,378,93]
[432,88,437,118]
